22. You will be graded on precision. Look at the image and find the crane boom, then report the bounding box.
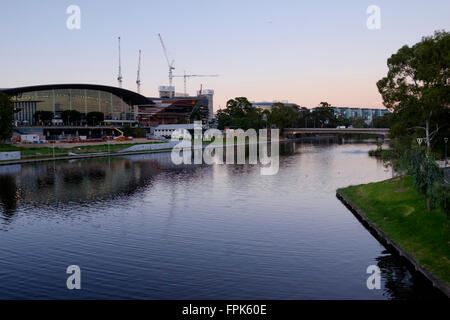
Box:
[173,72,219,95]
[136,49,141,94]
[117,37,123,88]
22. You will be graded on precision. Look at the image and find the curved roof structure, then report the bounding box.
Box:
[1,83,153,105]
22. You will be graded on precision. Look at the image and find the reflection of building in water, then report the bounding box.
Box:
[0,152,204,221]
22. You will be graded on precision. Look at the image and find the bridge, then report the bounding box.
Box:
[284,128,389,136]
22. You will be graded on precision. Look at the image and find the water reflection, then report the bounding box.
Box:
[376,250,445,299]
[0,153,203,221]
[0,142,446,299]
[0,174,18,220]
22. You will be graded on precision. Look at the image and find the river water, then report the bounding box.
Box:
[0,142,445,299]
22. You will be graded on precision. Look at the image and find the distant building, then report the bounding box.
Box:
[158,86,175,99]
[197,89,214,120]
[153,123,202,138]
[2,83,151,126]
[332,107,390,121]
[138,96,209,126]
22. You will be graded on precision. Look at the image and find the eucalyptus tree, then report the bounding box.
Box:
[377,30,450,154]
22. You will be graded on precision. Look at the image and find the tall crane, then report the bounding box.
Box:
[117,36,123,88]
[173,72,219,95]
[158,33,175,88]
[136,49,141,94]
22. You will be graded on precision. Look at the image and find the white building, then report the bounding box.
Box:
[153,123,201,138]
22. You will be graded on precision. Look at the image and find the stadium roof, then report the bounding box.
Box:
[1,83,153,105]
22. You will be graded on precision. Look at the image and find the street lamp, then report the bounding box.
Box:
[445,137,448,167]
[417,137,423,146]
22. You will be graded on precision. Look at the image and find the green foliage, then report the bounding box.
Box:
[34,110,54,124]
[61,110,82,125]
[0,92,14,142]
[430,183,450,217]
[395,144,446,211]
[267,103,299,132]
[406,148,443,199]
[86,112,104,125]
[121,125,146,138]
[372,113,394,128]
[351,117,368,128]
[377,30,450,152]
[309,103,337,128]
[217,97,265,130]
[189,107,205,121]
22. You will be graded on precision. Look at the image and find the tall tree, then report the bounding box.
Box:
[86,112,104,126]
[34,111,54,124]
[61,110,82,125]
[267,103,299,132]
[189,107,204,122]
[0,92,14,143]
[377,30,450,154]
[217,97,264,130]
[310,103,337,128]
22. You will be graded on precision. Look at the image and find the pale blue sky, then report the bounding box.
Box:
[1,0,449,111]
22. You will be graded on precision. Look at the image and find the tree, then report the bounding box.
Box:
[351,117,368,128]
[403,146,443,211]
[267,103,299,133]
[190,107,204,122]
[377,30,450,154]
[61,110,82,125]
[372,113,394,128]
[86,112,104,126]
[34,110,54,124]
[309,103,337,128]
[217,97,264,130]
[0,92,14,143]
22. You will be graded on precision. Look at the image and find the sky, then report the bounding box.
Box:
[1,0,449,112]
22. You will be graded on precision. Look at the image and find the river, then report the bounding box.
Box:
[0,141,445,299]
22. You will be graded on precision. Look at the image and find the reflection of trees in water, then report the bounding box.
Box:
[0,154,203,222]
[0,175,18,221]
[376,250,446,300]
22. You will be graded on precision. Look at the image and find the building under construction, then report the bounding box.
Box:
[138,86,214,126]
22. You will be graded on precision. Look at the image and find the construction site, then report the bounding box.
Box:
[1,34,218,150]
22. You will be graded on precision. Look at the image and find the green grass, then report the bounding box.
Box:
[0,141,163,160]
[339,176,450,286]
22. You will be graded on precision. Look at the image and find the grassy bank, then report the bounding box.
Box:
[0,142,164,159]
[339,176,449,287]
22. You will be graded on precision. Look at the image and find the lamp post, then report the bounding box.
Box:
[417,137,423,146]
[445,137,448,167]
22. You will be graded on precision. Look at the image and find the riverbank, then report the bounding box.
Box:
[337,176,450,297]
[0,140,163,160]
[0,137,271,166]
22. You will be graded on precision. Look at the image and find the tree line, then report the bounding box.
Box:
[217,99,392,132]
[33,110,105,126]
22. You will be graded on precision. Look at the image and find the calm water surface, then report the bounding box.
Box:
[0,142,445,299]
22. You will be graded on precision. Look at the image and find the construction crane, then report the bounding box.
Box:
[136,49,141,94]
[117,36,123,88]
[158,33,175,88]
[173,72,219,95]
